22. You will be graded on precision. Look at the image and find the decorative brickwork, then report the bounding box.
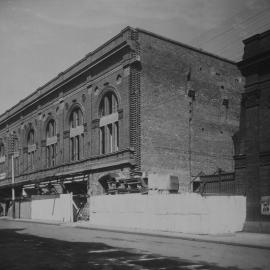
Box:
[129,64,141,175]
[128,30,142,175]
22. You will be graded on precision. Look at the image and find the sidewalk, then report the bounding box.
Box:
[2,216,270,250]
[74,221,270,250]
[0,216,62,226]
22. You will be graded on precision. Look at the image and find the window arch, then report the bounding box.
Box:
[99,92,118,117]
[27,129,35,145]
[0,141,5,174]
[69,107,84,161]
[13,133,20,176]
[27,129,36,171]
[0,142,4,157]
[99,92,119,154]
[70,107,83,128]
[46,119,57,168]
[46,119,56,138]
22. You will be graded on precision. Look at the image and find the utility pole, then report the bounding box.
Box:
[187,66,195,192]
[8,134,16,218]
[11,153,15,218]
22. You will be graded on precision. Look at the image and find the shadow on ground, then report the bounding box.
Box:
[0,228,247,270]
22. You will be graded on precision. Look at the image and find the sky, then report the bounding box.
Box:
[0,0,270,115]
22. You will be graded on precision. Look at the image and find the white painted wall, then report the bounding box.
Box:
[89,193,246,234]
[31,194,73,223]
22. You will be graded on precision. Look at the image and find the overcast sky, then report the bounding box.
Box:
[0,0,270,115]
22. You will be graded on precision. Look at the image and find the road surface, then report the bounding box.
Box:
[0,219,269,270]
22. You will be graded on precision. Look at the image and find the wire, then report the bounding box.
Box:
[216,22,270,55]
[194,7,270,45]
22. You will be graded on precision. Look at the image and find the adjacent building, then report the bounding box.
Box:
[235,29,270,233]
[0,27,242,212]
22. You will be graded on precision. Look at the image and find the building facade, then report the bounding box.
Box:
[235,30,270,233]
[0,27,242,208]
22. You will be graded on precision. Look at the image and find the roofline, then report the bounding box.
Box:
[243,29,270,45]
[0,26,237,125]
[136,28,237,65]
[0,26,135,124]
[238,50,270,68]
[239,29,270,67]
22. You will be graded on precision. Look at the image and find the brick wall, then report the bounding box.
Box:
[138,30,243,190]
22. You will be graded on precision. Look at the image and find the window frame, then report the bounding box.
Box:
[69,107,84,162]
[27,129,36,171]
[46,119,57,168]
[99,92,119,155]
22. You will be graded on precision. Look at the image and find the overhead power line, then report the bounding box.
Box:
[194,7,270,46]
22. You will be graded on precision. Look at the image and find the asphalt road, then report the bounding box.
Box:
[0,219,269,270]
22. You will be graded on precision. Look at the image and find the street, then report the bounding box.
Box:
[0,219,269,270]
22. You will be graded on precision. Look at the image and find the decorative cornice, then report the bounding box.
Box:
[238,50,270,69]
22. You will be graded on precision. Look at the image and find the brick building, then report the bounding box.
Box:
[235,30,270,233]
[0,27,242,211]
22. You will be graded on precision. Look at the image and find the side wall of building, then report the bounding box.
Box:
[138,31,243,190]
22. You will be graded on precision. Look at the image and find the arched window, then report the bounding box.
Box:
[27,130,34,145]
[13,133,20,176]
[69,107,84,161]
[46,120,57,168]
[27,129,36,171]
[0,141,5,174]
[0,142,4,157]
[99,92,119,154]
